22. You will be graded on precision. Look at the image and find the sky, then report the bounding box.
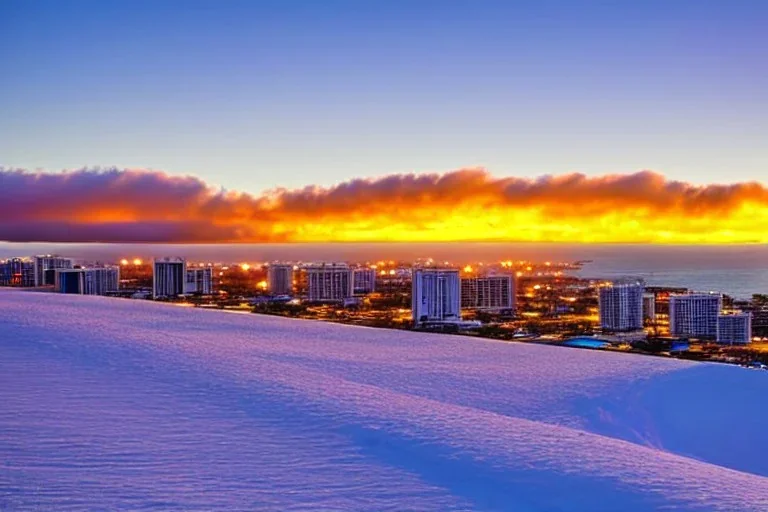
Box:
[2,0,767,195]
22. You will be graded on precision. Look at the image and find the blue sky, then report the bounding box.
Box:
[1,0,766,193]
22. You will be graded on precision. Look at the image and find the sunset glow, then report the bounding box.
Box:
[2,167,768,244]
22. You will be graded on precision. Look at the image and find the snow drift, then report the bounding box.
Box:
[0,289,766,511]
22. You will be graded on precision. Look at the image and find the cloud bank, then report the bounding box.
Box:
[2,167,767,243]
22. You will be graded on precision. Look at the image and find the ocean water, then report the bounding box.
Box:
[1,242,767,298]
[1,290,767,511]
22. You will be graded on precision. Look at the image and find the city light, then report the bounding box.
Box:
[3,250,765,372]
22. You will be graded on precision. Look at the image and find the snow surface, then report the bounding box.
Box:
[1,288,766,511]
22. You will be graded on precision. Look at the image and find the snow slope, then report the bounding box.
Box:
[1,289,766,511]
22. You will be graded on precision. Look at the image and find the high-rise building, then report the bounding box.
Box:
[268,264,294,295]
[34,255,73,286]
[305,263,352,302]
[598,280,644,331]
[86,267,120,295]
[352,268,377,295]
[185,267,213,295]
[412,268,461,326]
[153,257,186,298]
[55,267,120,296]
[717,313,752,344]
[0,258,35,287]
[460,275,514,311]
[669,293,722,339]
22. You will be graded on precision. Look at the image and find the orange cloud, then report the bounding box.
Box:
[1,167,767,243]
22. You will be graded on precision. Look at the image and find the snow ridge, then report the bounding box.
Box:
[1,289,766,511]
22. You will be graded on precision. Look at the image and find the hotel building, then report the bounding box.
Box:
[412,268,461,326]
[598,280,644,331]
[153,257,187,298]
[669,292,722,339]
[717,313,752,344]
[306,263,353,302]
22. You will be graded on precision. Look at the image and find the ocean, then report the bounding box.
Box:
[1,242,767,299]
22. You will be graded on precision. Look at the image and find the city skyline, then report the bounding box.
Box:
[2,250,764,350]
